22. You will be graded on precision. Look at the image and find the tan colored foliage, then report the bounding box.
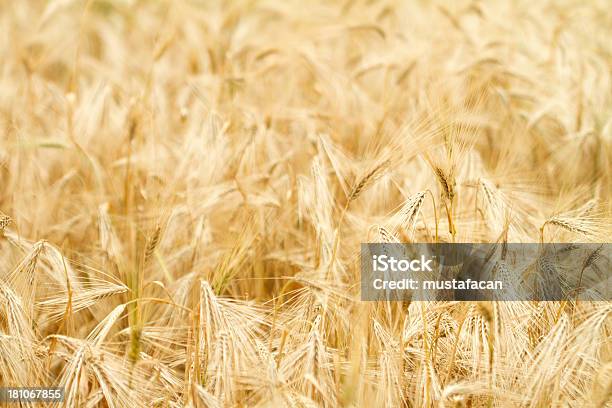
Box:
[0,0,610,406]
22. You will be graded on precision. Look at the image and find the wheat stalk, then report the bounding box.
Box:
[0,213,11,231]
[348,159,391,202]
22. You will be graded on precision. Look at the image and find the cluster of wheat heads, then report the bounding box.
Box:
[0,0,611,407]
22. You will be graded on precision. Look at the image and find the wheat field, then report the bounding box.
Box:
[0,0,611,407]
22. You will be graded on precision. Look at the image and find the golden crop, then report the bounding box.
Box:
[0,0,610,406]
